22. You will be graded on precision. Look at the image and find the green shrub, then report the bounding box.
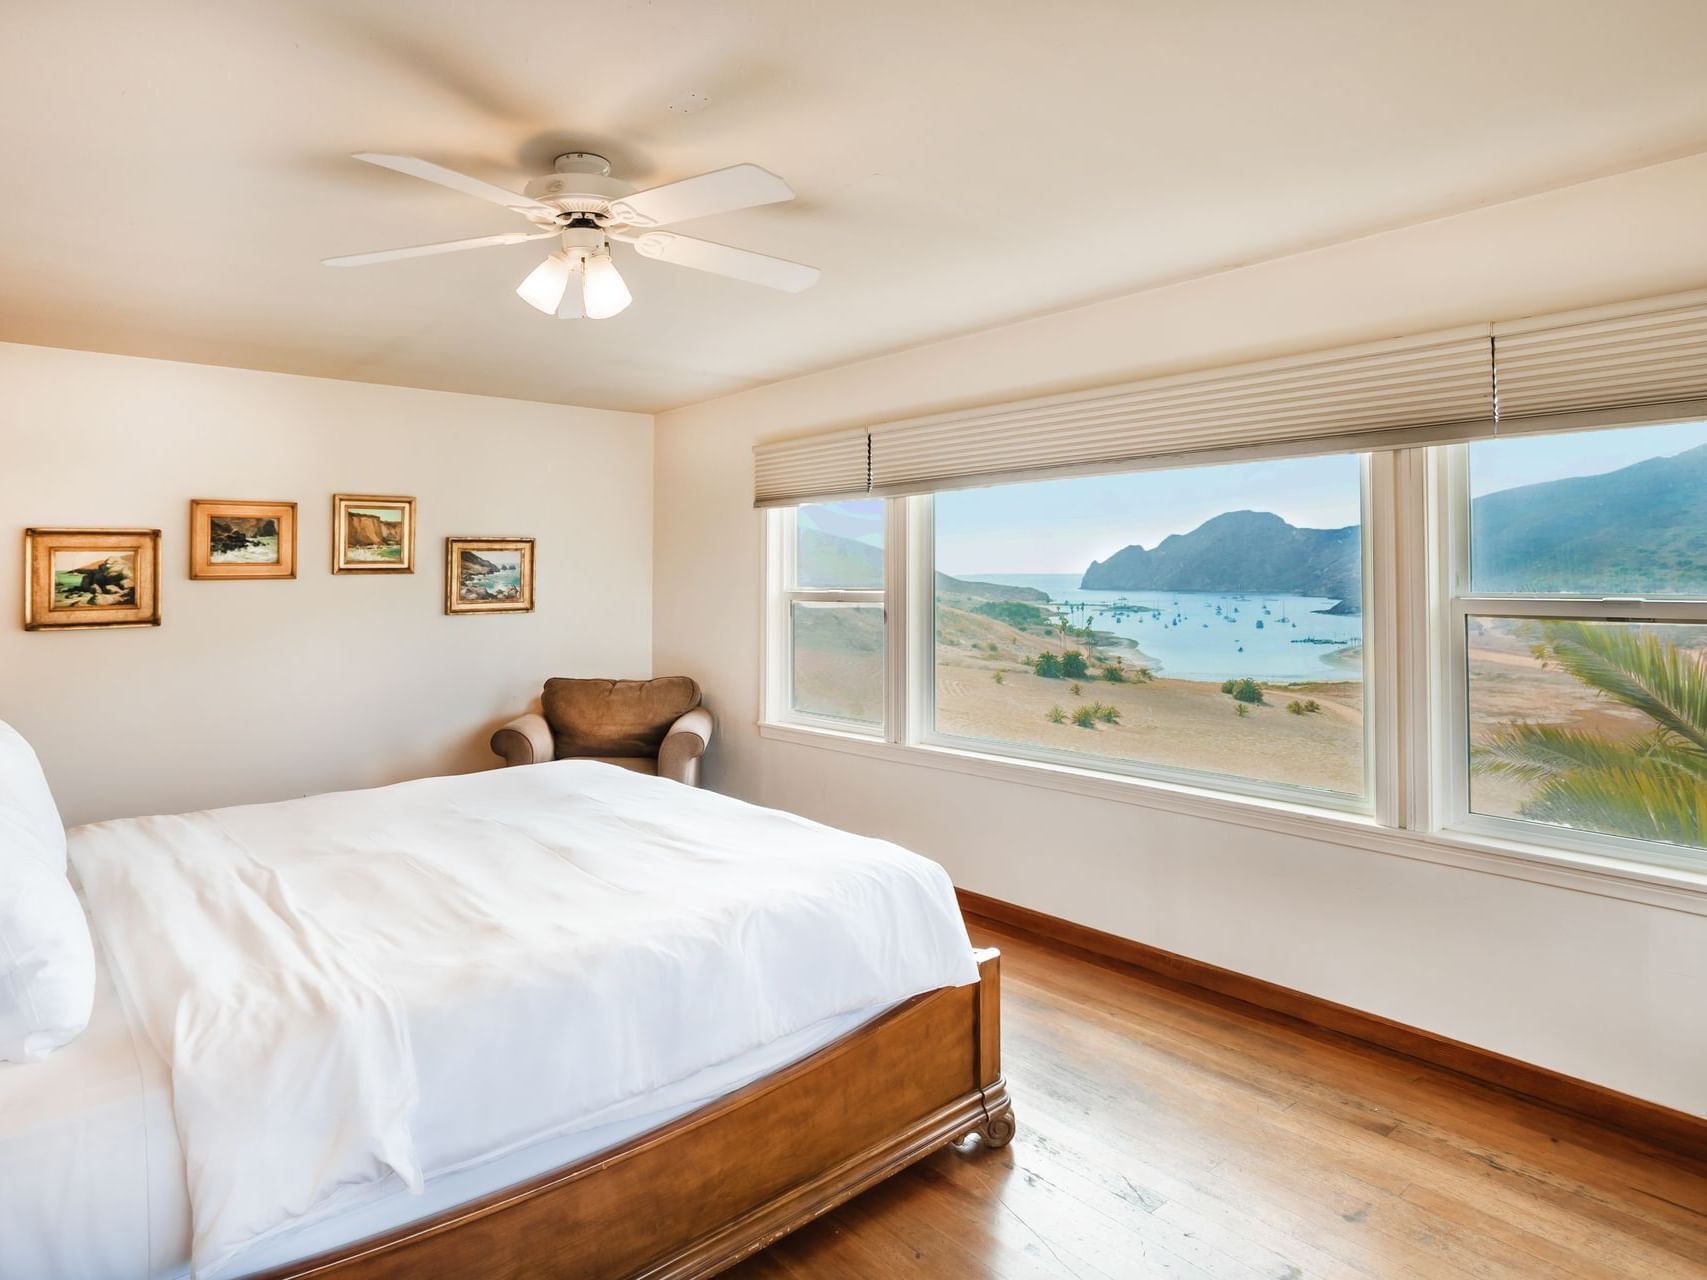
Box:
[1101,665,1125,683]
[1046,705,1067,724]
[1033,652,1062,678]
[1223,677,1264,704]
[1287,698,1323,715]
[1071,704,1098,728]
[1061,650,1090,679]
[1094,702,1120,724]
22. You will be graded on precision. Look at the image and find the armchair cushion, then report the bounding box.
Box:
[542,677,702,760]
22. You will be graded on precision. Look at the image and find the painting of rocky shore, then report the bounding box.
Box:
[26,527,161,630]
[445,537,533,614]
[52,551,137,608]
[208,515,280,564]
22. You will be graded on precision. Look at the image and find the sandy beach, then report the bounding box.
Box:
[791,601,1651,813]
[933,602,1364,794]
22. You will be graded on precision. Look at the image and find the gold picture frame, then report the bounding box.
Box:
[24,528,162,631]
[189,499,297,580]
[445,537,535,615]
[332,494,415,573]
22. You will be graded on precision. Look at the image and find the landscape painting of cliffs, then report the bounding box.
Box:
[332,494,415,573]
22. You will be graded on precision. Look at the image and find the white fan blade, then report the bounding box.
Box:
[323,230,558,267]
[352,152,559,216]
[619,230,820,292]
[606,164,794,228]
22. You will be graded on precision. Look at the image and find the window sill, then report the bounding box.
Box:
[756,721,1707,917]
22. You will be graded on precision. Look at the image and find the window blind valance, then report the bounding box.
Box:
[1493,288,1707,422]
[753,429,869,507]
[751,288,1707,506]
[868,328,1494,496]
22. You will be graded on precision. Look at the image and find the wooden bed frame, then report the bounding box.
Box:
[257,948,1012,1280]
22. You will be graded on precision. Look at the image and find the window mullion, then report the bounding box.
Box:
[882,498,907,744]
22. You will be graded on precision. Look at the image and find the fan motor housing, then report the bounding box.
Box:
[525,170,635,215]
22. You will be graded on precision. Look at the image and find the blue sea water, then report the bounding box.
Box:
[956,573,1363,684]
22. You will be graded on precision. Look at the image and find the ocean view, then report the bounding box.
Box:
[957,574,1363,683]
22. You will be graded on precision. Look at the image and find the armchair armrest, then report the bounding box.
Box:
[658,707,714,786]
[491,712,555,767]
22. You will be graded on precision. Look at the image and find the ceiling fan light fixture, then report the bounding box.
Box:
[516,251,574,316]
[581,250,632,319]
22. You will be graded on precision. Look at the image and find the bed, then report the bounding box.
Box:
[0,754,1011,1280]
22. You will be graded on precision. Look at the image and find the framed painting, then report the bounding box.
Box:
[189,500,297,580]
[445,537,535,615]
[332,494,415,573]
[24,528,162,631]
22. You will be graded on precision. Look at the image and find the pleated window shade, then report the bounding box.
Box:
[866,329,1494,496]
[751,289,1707,507]
[752,429,869,507]
[1493,289,1707,421]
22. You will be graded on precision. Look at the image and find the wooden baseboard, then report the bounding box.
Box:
[956,888,1707,1167]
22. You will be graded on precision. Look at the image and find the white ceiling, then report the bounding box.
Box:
[3,1,1707,413]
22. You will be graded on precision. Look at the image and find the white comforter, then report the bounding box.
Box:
[70,762,977,1278]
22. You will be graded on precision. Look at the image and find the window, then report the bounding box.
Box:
[929,454,1367,804]
[775,499,886,731]
[1449,419,1707,866]
[762,415,1707,882]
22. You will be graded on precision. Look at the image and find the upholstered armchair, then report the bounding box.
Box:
[490,676,713,787]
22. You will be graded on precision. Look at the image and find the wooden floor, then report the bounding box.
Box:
[728,921,1707,1280]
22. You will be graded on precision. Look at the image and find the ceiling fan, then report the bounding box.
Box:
[324,151,820,319]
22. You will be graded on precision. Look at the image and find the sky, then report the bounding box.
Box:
[804,419,1707,577]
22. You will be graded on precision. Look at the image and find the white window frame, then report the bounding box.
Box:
[1430,427,1707,875]
[908,455,1385,816]
[763,502,891,738]
[759,429,1707,902]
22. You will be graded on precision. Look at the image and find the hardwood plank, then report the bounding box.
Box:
[956,887,1707,1167]
[728,921,1707,1280]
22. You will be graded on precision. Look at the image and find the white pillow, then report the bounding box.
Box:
[0,719,68,874]
[0,856,95,1061]
[0,718,93,1061]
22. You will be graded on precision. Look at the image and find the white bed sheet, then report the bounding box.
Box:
[52,761,977,1278]
[0,935,898,1280]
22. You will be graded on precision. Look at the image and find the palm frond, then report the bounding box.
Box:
[1472,724,1656,783]
[1522,765,1707,848]
[1534,622,1707,759]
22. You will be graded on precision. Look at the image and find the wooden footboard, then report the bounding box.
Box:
[258,949,1011,1280]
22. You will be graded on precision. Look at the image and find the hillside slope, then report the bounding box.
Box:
[1082,510,1361,600]
[1470,442,1707,591]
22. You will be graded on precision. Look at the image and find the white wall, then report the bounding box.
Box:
[1,343,653,825]
[654,153,1707,1116]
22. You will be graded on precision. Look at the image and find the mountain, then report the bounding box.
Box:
[798,529,1049,603]
[1469,441,1707,592]
[1081,510,1360,600]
